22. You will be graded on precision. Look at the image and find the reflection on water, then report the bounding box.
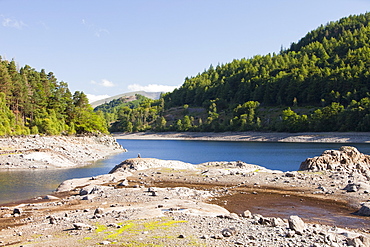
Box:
[1,139,370,204]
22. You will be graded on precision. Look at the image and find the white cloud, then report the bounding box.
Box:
[91,79,115,87]
[101,79,114,87]
[128,84,179,93]
[1,15,26,29]
[86,94,110,103]
[82,19,109,37]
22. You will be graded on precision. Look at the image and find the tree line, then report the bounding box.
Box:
[0,58,108,136]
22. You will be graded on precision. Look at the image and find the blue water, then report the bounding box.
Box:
[1,139,370,204]
[117,140,370,171]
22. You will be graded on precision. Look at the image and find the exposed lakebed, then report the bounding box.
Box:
[1,139,370,204]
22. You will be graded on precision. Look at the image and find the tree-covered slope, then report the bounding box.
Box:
[0,58,108,136]
[102,12,370,133]
[163,12,370,108]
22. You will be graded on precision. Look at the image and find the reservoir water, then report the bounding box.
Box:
[1,139,370,205]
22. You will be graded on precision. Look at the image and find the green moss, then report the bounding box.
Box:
[95,223,108,233]
[143,218,187,230]
[105,222,135,239]
[120,242,163,247]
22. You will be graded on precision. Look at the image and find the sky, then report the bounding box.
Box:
[1,0,370,103]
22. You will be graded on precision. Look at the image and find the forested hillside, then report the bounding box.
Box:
[99,12,370,133]
[0,58,108,136]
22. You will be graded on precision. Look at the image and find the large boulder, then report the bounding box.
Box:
[299,146,370,179]
[109,158,195,173]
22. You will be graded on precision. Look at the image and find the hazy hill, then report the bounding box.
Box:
[91,91,162,108]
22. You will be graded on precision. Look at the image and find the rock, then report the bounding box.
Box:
[346,235,370,247]
[271,217,286,227]
[356,202,370,216]
[288,215,305,235]
[228,213,239,220]
[13,208,22,215]
[241,210,252,218]
[299,146,370,178]
[118,179,129,186]
[100,241,111,245]
[82,195,95,200]
[358,182,370,191]
[107,223,120,228]
[285,172,295,177]
[49,216,56,224]
[109,158,196,173]
[80,185,99,196]
[94,208,104,215]
[286,230,295,238]
[258,216,271,225]
[73,223,92,230]
[213,234,224,239]
[43,195,59,200]
[221,227,237,237]
[344,183,358,192]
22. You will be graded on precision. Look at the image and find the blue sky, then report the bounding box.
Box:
[1,0,370,103]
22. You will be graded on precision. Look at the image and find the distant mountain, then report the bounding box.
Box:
[90,91,162,108]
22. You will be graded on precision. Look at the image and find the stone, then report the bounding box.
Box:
[82,195,95,200]
[213,234,224,239]
[49,216,56,224]
[73,223,92,230]
[221,227,237,237]
[344,183,358,192]
[271,217,286,227]
[108,223,120,228]
[13,208,22,215]
[258,216,271,225]
[241,210,252,218]
[118,179,128,186]
[285,172,295,177]
[100,241,111,245]
[286,230,295,238]
[94,208,104,215]
[346,235,370,247]
[288,215,305,235]
[356,202,370,216]
[43,195,59,200]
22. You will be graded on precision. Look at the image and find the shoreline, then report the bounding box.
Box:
[0,135,125,170]
[113,131,370,143]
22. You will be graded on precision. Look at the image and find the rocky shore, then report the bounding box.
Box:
[0,135,125,169]
[114,131,370,143]
[0,145,369,246]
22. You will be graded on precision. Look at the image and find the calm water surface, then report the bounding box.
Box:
[1,139,370,204]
